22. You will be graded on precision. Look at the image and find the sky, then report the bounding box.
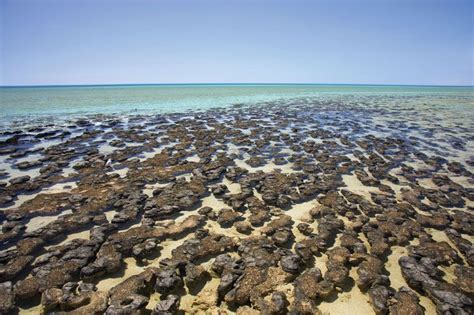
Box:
[0,0,472,86]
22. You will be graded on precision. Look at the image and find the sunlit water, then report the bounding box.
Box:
[1,84,472,129]
[1,84,473,315]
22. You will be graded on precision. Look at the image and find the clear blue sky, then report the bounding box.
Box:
[0,0,472,86]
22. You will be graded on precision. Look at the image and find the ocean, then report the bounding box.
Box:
[1,84,474,314]
[1,84,473,128]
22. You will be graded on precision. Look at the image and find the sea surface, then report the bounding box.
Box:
[1,84,473,128]
[1,84,474,314]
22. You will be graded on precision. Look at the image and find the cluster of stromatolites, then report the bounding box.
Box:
[0,98,473,314]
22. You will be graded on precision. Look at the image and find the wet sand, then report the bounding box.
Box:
[0,95,473,314]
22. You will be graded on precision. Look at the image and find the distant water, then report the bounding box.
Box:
[0,84,473,128]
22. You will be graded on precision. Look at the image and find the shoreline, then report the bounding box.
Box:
[0,96,473,314]
[1,85,473,130]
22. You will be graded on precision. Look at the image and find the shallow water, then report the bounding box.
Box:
[0,86,473,314]
[1,84,472,128]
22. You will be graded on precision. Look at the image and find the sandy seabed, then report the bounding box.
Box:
[0,95,473,314]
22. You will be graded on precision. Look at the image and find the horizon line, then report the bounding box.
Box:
[1,82,473,88]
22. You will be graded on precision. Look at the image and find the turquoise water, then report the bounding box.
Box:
[0,84,473,125]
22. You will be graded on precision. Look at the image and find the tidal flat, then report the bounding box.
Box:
[0,93,473,314]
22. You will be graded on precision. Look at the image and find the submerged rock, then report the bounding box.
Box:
[0,282,15,314]
[152,294,180,315]
[388,287,425,315]
[1,96,473,314]
[155,268,183,294]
